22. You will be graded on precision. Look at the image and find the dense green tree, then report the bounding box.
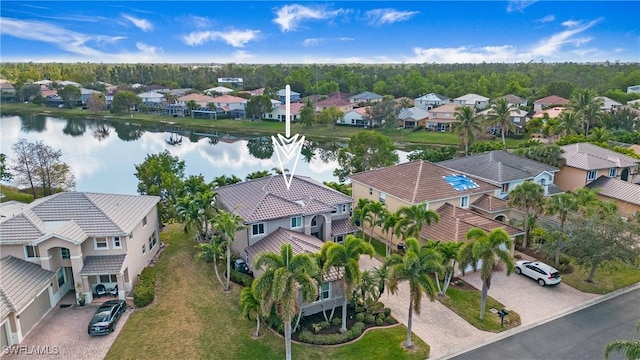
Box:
[86,93,106,113]
[317,106,344,130]
[322,181,350,195]
[245,170,271,180]
[604,323,640,360]
[134,150,185,223]
[111,91,140,114]
[364,96,398,128]
[298,100,316,127]
[546,81,576,99]
[245,95,273,120]
[57,85,81,108]
[20,84,41,102]
[246,137,274,160]
[213,175,242,187]
[570,89,603,135]
[459,228,514,320]
[508,182,545,248]
[513,145,565,167]
[407,146,457,162]
[0,153,11,182]
[212,209,246,291]
[334,131,398,182]
[605,107,638,131]
[396,202,440,239]
[485,97,516,147]
[452,106,482,156]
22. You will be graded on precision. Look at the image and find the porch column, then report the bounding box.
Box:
[116,273,126,300]
[323,218,332,242]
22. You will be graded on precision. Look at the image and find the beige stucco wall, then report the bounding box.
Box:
[597,195,639,219]
[555,166,589,192]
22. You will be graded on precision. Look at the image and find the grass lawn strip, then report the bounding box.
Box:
[561,261,640,295]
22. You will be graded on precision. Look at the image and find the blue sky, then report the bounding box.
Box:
[1,1,638,64]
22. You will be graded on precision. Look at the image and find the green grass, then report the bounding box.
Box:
[561,261,640,295]
[437,287,521,332]
[0,185,35,203]
[107,224,430,360]
[369,237,390,259]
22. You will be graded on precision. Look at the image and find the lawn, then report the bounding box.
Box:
[106,224,430,360]
[0,185,34,203]
[437,285,521,332]
[561,261,640,295]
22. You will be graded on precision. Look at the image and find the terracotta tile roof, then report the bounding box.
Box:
[586,176,640,206]
[349,161,498,204]
[499,94,527,104]
[316,97,351,107]
[330,218,359,236]
[532,107,566,119]
[216,175,353,223]
[560,142,639,170]
[421,203,523,242]
[275,102,305,115]
[211,94,248,103]
[178,93,216,103]
[534,95,569,105]
[470,194,510,213]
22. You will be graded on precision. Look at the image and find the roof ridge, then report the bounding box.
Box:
[83,193,126,233]
[411,161,424,204]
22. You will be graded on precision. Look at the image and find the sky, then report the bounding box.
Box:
[0,1,638,64]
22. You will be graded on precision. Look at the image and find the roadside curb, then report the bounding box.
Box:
[431,281,640,360]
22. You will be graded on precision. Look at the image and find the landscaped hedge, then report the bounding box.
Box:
[134,266,156,308]
[297,322,365,345]
[230,269,254,287]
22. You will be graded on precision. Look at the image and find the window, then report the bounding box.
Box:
[60,248,70,260]
[334,235,344,243]
[379,192,386,204]
[331,207,337,214]
[56,268,65,286]
[142,216,148,227]
[141,243,146,254]
[460,196,469,208]
[369,187,373,195]
[252,223,265,236]
[501,183,509,194]
[25,245,39,258]
[113,237,121,249]
[540,179,546,186]
[609,168,617,178]
[320,282,330,300]
[310,217,317,227]
[587,170,597,181]
[94,237,108,250]
[291,216,302,229]
[342,204,347,213]
[99,274,117,283]
[148,232,157,250]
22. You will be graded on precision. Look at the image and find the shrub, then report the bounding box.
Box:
[375,318,384,326]
[297,322,365,345]
[377,313,386,321]
[385,316,395,324]
[411,125,425,132]
[364,314,375,324]
[384,308,392,316]
[230,269,254,287]
[331,317,342,326]
[355,313,365,322]
[355,306,365,313]
[507,133,525,139]
[134,266,157,308]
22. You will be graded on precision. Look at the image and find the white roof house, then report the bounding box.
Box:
[205,86,234,95]
[138,91,165,103]
[453,93,490,109]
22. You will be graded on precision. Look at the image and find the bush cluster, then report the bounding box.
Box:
[230,269,254,287]
[331,317,342,326]
[134,266,156,308]
[298,322,365,345]
[355,313,365,322]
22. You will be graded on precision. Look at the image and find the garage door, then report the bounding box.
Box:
[458,243,509,274]
[18,289,51,336]
[1,322,8,348]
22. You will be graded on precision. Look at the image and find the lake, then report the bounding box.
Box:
[0,114,407,195]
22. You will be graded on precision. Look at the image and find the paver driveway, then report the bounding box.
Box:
[4,292,131,360]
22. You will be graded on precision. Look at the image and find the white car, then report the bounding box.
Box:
[515,260,562,286]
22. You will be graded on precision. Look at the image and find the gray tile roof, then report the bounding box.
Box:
[586,176,640,206]
[0,209,46,244]
[561,142,639,170]
[216,175,353,223]
[438,151,559,185]
[350,91,383,101]
[79,255,127,275]
[330,218,359,236]
[0,256,54,318]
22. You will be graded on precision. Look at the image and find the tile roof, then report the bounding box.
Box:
[586,176,640,206]
[178,93,216,103]
[499,94,527,104]
[470,194,510,213]
[79,255,127,275]
[0,256,54,318]
[398,107,429,121]
[316,97,351,107]
[216,175,353,223]
[428,103,460,118]
[330,218,359,236]
[532,107,566,119]
[349,161,498,204]
[350,91,383,101]
[534,95,569,105]
[274,102,305,115]
[420,203,523,242]
[415,93,449,102]
[560,142,639,170]
[454,93,490,102]
[211,95,248,103]
[438,150,558,185]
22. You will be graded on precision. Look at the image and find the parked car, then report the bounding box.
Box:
[87,300,126,335]
[515,260,562,286]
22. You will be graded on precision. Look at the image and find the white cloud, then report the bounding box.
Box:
[136,42,160,56]
[185,15,212,28]
[273,4,343,32]
[536,14,555,23]
[507,0,537,13]
[122,14,153,32]
[182,29,260,47]
[302,37,353,47]
[562,20,580,28]
[365,8,419,25]
[531,18,601,56]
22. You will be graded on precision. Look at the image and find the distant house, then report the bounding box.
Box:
[145,84,170,93]
[349,91,383,105]
[397,107,429,128]
[57,80,81,88]
[204,86,234,95]
[414,93,450,111]
[314,97,352,113]
[277,88,301,103]
[496,94,528,108]
[478,108,530,133]
[167,88,192,97]
[586,176,640,220]
[555,142,640,191]
[241,87,265,96]
[79,88,102,104]
[210,95,248,118]
[138,91,165,103]
[533,95,569,112]
[438,150,562,198]
[453,93,490,109]
[338,107,369,127]
[263,102,304,122]
[177,93,217,108]
[0,82,15,94]
[532,107,566,120]
[426,103,459,132]
[596,96,622,112]
[627,85,640,94]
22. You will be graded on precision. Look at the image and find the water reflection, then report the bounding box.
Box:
[1,115,396,195]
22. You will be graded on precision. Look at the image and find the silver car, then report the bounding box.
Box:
[515,260,562,286]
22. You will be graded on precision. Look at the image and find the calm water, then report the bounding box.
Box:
[1,114,407,195]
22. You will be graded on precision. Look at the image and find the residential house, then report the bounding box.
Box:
[533,95,569,112]
[397,107,429,128]
[596,96,622,112]
[478,108,530,133]
[210,95,248,118]
[555,142,640,191]
[426,103,459,132]
[337,107,369,127]
[395,97,415,108]
[215,175,358,315]
[0,192,161,345]
[0,82,15,94]
[240,88,265,96]
[263,103,304,122]
[532,107,566,120]
[314,97,353,113]
[627,85,640,94]
[586,176,640,220]
[204,86,234,95]
[269,99,282,109]
[277,88,301,103]
[33,80,53,87]
[138,91,165,103]
[438,150,561,198]
[414,93,450,111]
[177,93,216,108]
[57,81,81,88]
[167,88,193,97]
[496,94,528,108]
[79,88,102,105]
[349,91,383,105]
[145,84,170,93]
[453,93,490,109]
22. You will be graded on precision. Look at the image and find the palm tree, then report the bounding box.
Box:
[570,89,604,135]
[552,111,582,137]
[240,283,262,337]
[396,202,440,239]
[435,241,463,297]
[486,97,516,148]
[366,201,387,243]
[381,210,401,256]
[194,237,226,289]
[604,323,640,360]
[175,195,202,235]
[458,228,515,320]
[452,106,482,156]
[508,182,545,249]
[351,198,371,233]
[321,235,374,333]
[543,192,578,265]
[588,126,610,143]
[212,209,246,291]
[253,244,320,360]
[213,175,242,187]
[193,188,217,241]
[386,237,443,348]
[245,170,271,180]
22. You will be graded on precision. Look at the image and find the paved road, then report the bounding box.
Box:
[450,287,640,360]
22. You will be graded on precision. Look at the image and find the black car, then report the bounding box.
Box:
[87,300,126,336]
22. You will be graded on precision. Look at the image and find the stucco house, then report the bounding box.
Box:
[438,150,562,198]
[496,94,528,108]
[277,88,301,103]
[263,102,304,122]
[478,108,529,133]
[177,93,217,108]
[414,93,450,111]
[204,86,234,95]
[596,96,623,112]
[338,107,369,127]
[533,95,569,112]
[137,91,165,103]
[314,97,353,113]
[586,176,640,220]
[556,142,640,191]
[349,91,383,105]
[0,192,160,346]
[210,95,248,118]
[426,103,459,132]
[397,107,429,128]
[215,175,358,315]
[453,93,490,109]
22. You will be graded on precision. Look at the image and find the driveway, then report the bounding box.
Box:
[4,292,131,360]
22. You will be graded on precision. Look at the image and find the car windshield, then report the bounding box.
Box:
[92,311,111,323]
